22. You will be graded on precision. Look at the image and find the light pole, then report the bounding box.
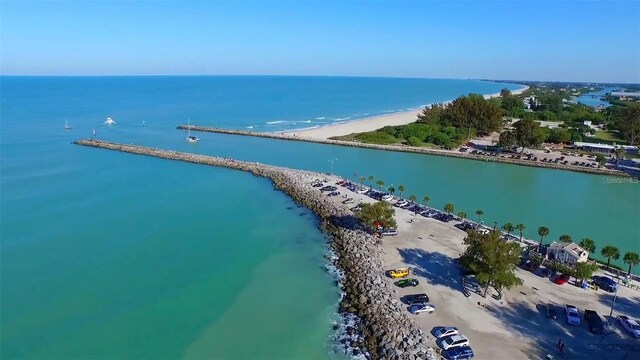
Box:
[326,158,337,175]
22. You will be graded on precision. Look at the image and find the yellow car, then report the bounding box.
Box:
[388,268,410,279]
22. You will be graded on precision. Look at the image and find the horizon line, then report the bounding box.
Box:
[0,74,637,85]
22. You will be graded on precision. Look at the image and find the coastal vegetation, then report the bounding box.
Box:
[623,252,640,275]
[601,246,621,269]
[356,201,397,231]
[459,230,523,297]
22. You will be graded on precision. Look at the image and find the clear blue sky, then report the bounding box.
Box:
[1,0,639,83]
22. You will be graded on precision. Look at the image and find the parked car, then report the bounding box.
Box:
[381,194,394,202]
[434,326,460,339]
[379,229,398,236]
[593,276,617,292]
[440,334,470,350]
[388,268,410,279]
[394,278,419,288]
[405,293,430,305]
[539,268,552,278]
[546,304,557,319]
[555,274,570,285]
[617,315,640,338]
[584,310,605,334]
[444,345,474,360]
[565,305,581,326]
[409,303,436,315]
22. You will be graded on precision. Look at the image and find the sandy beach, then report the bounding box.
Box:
[288,85,530,139]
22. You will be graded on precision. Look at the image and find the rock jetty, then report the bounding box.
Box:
[74,139,436,360]
[177,125,632,178]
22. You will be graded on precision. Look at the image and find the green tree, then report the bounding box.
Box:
[502,222,514,236]
[498,130,516,149]
[500,88,523,114]
[601,246,621,270]
[408,194,417,204]
[397,185,406,198]
[356,201,397,231]
[388,185,395,196]
[368,175,375,190]
[515,223,526,242]
[444,203,455,214]
[578,238,596,254]
[537,226,550,250]
[475,209,484,223]
[595,154,606,167]
[513,118,545,151]
[416,103,446,124]
[458,211,467,220]
[376,179,384,191]
[442,94,504,136]
[406,136,422,146]
[574,262,600,284]
[423,196,431,206]
[459,230,523,297]
[623,252,640,276]
[618,103,640,145]
[559,234,572,243]
[359,176,366,187]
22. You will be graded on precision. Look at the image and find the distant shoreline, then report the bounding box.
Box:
[285,85,529,139]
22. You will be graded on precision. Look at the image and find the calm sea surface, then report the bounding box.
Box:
[1,76,637,359]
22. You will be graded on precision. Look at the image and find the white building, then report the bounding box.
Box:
[547,242,589,265]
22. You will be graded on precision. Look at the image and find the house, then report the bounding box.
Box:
[547,242,589,265]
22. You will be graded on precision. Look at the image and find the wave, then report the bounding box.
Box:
[280,125,320,133]
[332,117,350,121]
[266,120,285,124]
[315,117,325,120]
[246,126,254,129]
[301,120,312,123]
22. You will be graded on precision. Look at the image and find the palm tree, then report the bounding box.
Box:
[515,223,526,242]
[475,209,483,223]
[623,252,640,276]
[559,234,572,243]
[388,185,395,196]
[368,175,375,190]
[601,246,620,270]
[444,203,454,214]
[376,180,384,191]
[458,211,467,220]
[578,238,596,254]
[537,226,549,251]
[359,176,366,188]
[502,222,514,236]
[423,196,431,206]
[398,185,406,198]
[408,195,418,215]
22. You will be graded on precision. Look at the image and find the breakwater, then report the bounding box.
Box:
[177,125,632,178]
[73,139,436,360]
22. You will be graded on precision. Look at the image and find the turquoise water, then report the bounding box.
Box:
[3,76,636,359]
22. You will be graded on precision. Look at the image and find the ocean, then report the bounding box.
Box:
[1,76,637,359]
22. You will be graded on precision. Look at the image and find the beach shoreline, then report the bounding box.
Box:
[285,85,529,139]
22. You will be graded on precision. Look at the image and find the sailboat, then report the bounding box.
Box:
[104,117,116,125]
[186,118,199,143]
[64,119,72,130]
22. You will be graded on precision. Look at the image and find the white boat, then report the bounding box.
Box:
[186,118,199,143]
[104,117,116,125]
[64,119,71,129]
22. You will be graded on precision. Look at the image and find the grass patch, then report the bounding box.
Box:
[591,131,627,144]
[330,131,399,144]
